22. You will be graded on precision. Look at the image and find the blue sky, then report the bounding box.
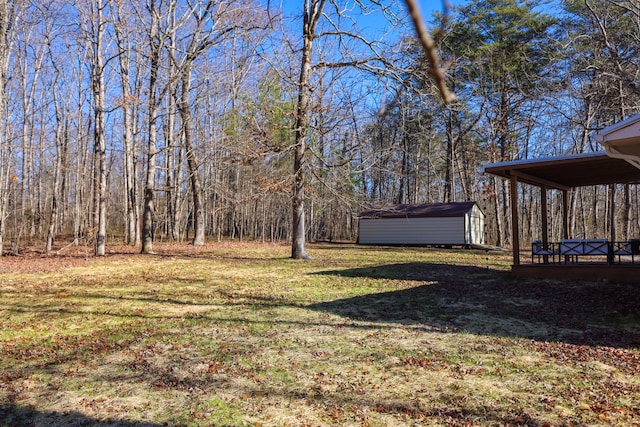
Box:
[415,0,466,17]
[278,1,465,15]
[278,1,467,29]
[273,0,468,46]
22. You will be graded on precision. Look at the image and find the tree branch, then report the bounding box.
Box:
[403,0,457,104]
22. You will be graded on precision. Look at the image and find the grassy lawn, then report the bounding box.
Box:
[1,242,639,426]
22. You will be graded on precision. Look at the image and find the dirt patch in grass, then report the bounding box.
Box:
[1,242,639,426]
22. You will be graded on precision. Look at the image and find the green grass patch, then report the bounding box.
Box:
[1,242,639,426]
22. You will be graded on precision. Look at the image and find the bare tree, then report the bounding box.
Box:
[288,0,400,258]
[0,0,21,256]
[289,0,326,259]
[16,13,47,240]
[45,33,69,254]
[170,2,219,246]
[113,0,141,246]
[584,0,640,240]
[77,0,109,255]
[168,0,264,246]
[140,1,159,253]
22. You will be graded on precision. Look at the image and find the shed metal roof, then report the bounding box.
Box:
[359,202,479,219]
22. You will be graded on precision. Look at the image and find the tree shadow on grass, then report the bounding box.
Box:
[0,404,162,427]
[309,262,640,348]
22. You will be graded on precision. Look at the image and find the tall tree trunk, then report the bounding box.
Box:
[498,89,512,246]
[444,109,454,202]
[0,0,11,256]
[165,91,181,241]
[619,107,631,241]
[397,133,407,204]
[164,16,180,242]
[178,70,206,246]
[570,103,594,237]
[141,1,162,254]
[141,136,157,254]
[292,0,325,260]
[123,95,140,246]
[90,0,107,256]
[45,57,66,254]
[114,5,140,246]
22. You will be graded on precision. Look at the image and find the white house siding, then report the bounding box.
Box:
[358,217,466,245]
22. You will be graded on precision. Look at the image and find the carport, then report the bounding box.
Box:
[482,114,640,281]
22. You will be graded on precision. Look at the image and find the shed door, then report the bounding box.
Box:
[465,206,485,245]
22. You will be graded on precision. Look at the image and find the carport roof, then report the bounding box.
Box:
[595,114,640,170]
[482,151,640,190]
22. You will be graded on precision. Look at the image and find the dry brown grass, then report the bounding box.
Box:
[1,241,639,426]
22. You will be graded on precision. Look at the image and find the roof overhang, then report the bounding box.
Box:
[482,152,640,190]
[594,114,640,170]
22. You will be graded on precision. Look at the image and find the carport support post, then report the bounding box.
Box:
[562,189,569,239]
[510,174,520,265]
[541,185,549,263]
[562,189,569,263]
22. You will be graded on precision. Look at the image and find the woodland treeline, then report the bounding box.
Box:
[0,0,638,257]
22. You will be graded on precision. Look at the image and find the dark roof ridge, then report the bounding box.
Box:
[359,201,479,219]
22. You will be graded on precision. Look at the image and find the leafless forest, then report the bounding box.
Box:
[0,0,638,257]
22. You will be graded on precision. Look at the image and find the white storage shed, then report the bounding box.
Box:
[357,202,485,246]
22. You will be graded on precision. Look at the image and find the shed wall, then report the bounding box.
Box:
[358,217,466,245]
[466,204,485,245]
